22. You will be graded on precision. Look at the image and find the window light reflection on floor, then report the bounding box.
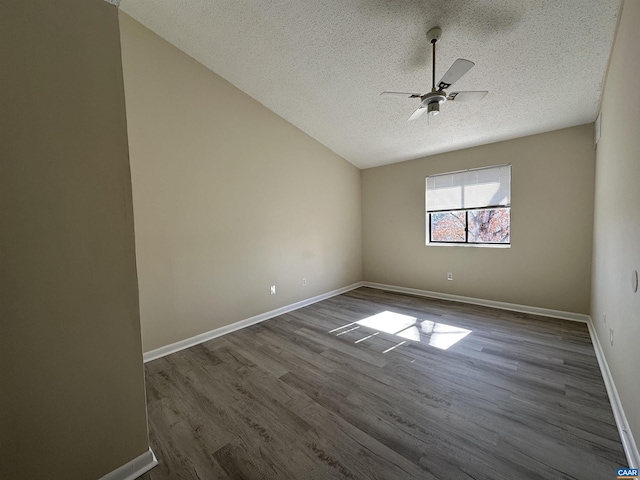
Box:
[329,311,471,352]
[355,311,415,334]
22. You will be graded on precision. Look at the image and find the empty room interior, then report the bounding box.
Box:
[2,0,640,479]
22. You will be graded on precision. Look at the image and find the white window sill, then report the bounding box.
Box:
[425,242,511,249]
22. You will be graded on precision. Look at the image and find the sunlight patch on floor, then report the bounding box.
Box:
[329,310,471,351]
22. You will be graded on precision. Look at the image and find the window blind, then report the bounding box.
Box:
[426,164,511,212]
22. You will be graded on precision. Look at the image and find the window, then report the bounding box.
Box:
[426,164,511,245]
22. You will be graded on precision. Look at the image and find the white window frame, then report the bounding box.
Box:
[425,164,511,247]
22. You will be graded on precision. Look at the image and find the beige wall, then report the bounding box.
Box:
[362,124,596,314]
[591,0,640,455]
[0,1,149,479]
[119,13,362,353]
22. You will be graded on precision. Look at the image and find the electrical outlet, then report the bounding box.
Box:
[610,328,614,346]
[301,277,307,287]
[270,285,276,295]
[447,272,453,281]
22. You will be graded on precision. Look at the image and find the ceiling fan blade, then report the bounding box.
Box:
[447,91,488,102]
[437,59,475,90]
[408,107,426,121]
[381,91,422,98]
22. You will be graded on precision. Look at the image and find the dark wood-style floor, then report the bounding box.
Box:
[139,287,626,480]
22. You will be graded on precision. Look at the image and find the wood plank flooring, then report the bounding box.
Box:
[139,287,626,480]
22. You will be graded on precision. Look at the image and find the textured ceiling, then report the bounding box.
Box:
[118,0,620,169]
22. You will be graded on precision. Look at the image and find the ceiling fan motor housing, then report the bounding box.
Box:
[421,93,447,106]
[421,92,447,116]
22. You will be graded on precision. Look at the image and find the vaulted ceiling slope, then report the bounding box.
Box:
[118,0,620,169]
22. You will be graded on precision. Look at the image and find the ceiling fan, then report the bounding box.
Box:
[381,27,488,121]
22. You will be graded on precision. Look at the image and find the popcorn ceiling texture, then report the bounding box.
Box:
[119,0,620,169]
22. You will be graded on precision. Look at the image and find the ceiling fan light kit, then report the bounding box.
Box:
[381,26,488,121]
[423,92,446,116]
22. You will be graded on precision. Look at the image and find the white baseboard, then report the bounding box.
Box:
[99,448,158,480]
[143,282,364,363]
[362,282,590,323]
[586,317,639,468]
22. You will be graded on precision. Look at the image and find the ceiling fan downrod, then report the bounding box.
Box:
[426,27,444,115]
[431,36,437,92]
